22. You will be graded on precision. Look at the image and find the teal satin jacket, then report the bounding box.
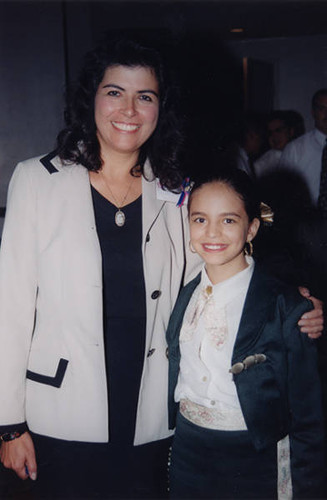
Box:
[166,264,325,498]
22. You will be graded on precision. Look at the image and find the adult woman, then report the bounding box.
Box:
[0,37,323,498]
[0,37,200,499]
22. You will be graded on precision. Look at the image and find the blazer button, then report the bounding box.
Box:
[166,347,169,359]
[146,233,150,243]
[151,290,161,300]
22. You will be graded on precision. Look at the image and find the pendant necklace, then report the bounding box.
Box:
[102,174,136,227]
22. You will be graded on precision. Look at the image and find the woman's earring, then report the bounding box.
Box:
[244,240,253,257]
[189,241,197,254]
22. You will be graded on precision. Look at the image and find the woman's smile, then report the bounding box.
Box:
[94,65,159,158]
[111,121,141,132]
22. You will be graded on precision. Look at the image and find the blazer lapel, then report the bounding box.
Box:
[232,266,277,363]
[42,154,102,284]
[142,161,166,245]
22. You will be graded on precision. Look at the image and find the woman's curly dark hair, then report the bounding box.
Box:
[56,36,185,191]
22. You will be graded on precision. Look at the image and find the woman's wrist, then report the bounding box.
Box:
[0,430,26,442]
[0,422,28,442]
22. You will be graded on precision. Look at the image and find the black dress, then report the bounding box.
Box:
[2,189,170,499]
[93,187,147,446]
[90,188,170,498]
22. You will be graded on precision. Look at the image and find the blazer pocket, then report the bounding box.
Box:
[26,358,69,388]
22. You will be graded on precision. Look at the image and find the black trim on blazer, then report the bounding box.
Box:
[26,358,69,388]
[0,422,28,434]
[40,151,59,174]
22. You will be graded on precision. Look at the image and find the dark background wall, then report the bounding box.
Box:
[0,1,65,209]
[1,0,327,228]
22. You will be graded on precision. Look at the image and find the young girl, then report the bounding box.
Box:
[166,168,325,499]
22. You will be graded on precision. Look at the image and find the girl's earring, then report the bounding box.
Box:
[189,241,197,254]
[244,240,253,257]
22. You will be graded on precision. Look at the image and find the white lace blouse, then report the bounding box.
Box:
[175,257,254,419]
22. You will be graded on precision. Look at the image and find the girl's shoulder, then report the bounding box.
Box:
[251,263,313,317]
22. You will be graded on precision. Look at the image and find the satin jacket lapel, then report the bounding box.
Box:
[167,272,201,350]
[232,266,277,363]
[167,272,201,428]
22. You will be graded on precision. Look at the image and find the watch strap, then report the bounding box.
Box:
[0,430,25,442]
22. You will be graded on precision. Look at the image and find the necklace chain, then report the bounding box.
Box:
[104,176,135,209]
[100,173,136,227]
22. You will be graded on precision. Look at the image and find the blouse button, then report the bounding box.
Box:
[202,376,207,382]
[151,290,162,300]
[210,400,216,406]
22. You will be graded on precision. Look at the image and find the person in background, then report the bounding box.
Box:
[279,88,327,211]
[259,92,327,457]
[254,110,304,178]
[286,109,306,138]
[167,167,325,499]
[235,113,265,178]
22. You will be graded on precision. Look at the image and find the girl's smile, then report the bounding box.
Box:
[201,243,228,252]
[189,181,260,284]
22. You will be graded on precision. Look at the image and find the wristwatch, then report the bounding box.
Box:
[0,431,25,442]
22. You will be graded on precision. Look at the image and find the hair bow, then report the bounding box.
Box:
[260,202,274,225]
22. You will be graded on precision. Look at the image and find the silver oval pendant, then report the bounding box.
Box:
[115,209,125,227]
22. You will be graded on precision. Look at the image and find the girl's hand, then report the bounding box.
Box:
[298,287,324,339]
[0,432,37,480]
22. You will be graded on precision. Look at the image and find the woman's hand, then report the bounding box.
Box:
[298,287,324,339]
[0,432,37,480]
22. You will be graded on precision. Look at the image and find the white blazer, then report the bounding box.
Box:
[0,154,201,445]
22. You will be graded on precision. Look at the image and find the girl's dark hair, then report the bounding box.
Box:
[188,166,261,222]
[56,36,185,190]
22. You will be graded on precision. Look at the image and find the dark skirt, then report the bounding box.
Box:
[0,432,172,499]
[169,412,277,499]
